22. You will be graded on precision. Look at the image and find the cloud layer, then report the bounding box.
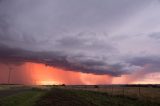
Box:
[0,0,160,77]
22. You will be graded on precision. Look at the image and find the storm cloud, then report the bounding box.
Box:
[0,0,160,77]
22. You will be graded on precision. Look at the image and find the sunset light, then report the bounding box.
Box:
[0,62,159,85]
[0,0,160,105]
[38,81,60,85]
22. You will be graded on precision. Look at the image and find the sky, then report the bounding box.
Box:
[0,0,160,85]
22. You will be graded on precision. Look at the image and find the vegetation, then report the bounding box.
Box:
[0,90,45,106]
[94,85,99,88]
[61,84,66,87]
[66,85,160,103]
[0,85,160,106]
[35,87,160,106]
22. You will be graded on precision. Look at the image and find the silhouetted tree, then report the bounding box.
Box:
[61,84,66,87]
[94,85,99,88]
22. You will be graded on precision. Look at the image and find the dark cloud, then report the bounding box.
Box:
[149,32,160,39]
[0,43,127,76]
[0,0,160,78]
[127,56,160,66]
[127,56,160,73]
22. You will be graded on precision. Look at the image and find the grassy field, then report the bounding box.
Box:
[0,85,24,91]
[65,85,160,103]
[0,85,160,106]
[35,87,160,106]
[66,86,160,101]
[0,89,45,106]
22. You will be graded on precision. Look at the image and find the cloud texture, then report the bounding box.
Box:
[0,0,160,78]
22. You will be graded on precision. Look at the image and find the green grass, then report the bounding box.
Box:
[36,88,160,106]
[0,87,159,106]
[0,85,25,91]
[0,90,45,106]
[68,86,160,103]
[0,85,11,91]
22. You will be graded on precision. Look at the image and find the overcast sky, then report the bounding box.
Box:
[0,0,160,78]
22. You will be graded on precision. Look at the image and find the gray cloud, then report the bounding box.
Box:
[127,56,160,73]
[0,0,160,77]
[149,32,160,39]
[0,43,125,76]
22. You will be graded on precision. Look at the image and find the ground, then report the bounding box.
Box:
[0,85,160,106]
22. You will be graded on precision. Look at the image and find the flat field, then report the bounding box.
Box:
[65,85,160,103]
[0,85,159,106]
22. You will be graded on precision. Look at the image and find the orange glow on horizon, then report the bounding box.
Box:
[38,81,60,85]
[24,62,113,85]
[0,62,159,85]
